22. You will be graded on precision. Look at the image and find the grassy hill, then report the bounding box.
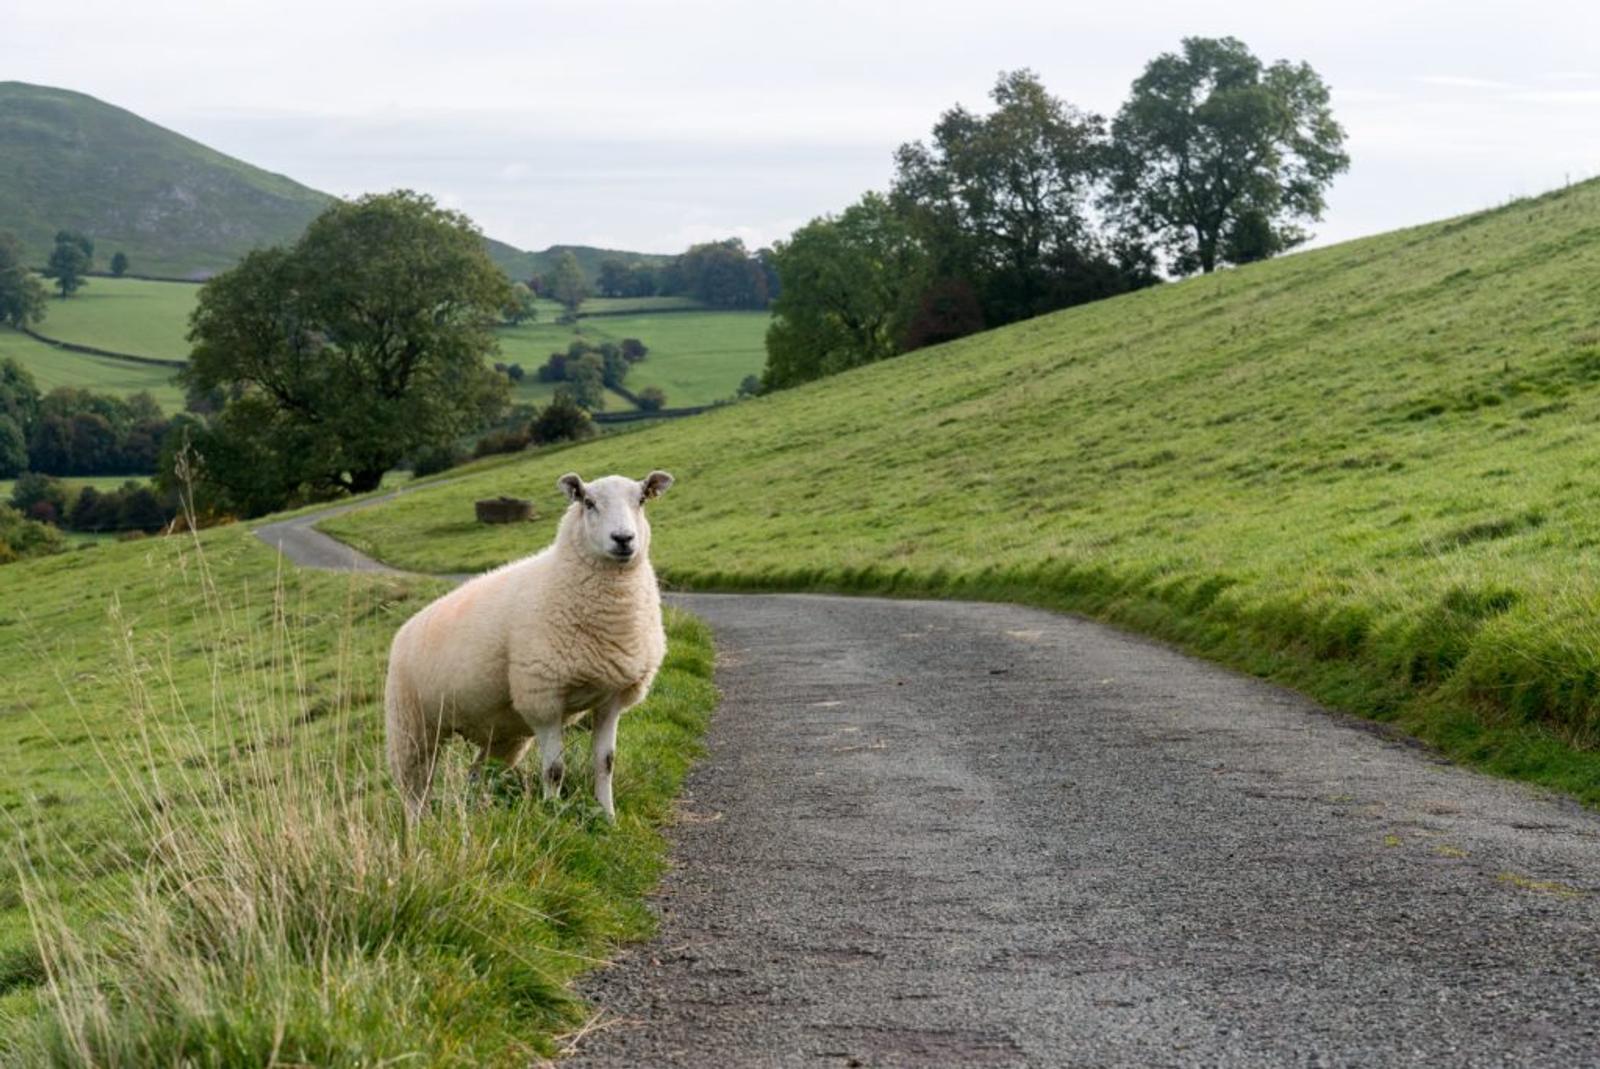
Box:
[0,82,663,283]
[325,179,1600,802]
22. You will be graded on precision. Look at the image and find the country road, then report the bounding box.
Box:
[256,507,1600,1067]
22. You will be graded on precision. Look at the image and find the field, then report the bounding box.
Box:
[0,326,183,410]
[495,306,769,411]
[325,179,1600,803]
[13,278,768,415]
[33,277,198,359]
[0,527,717,1062]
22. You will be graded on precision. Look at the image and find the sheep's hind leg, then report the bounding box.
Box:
[533,721,566,801]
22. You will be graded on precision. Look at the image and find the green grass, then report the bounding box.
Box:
[582,296,706,315]
[32,277,197,359]
[494,309,768,411]
[0,526,717,1063]
[325,179,1600,804]
[0,327,183,410]
[0,475,149,502]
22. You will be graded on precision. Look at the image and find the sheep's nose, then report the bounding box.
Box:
[611,532,635,550]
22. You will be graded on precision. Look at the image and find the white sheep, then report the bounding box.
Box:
[384,470,674,822]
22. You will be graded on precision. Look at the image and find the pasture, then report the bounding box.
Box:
[0,326,183,410]
[0,526,716,1062]
[324,179,1600,803]
[15,278,767,414]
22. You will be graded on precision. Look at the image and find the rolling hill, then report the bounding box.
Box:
[0,82,661,280]
[325,178,1600,802]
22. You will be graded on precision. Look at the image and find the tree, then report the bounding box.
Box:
[0,415,25,477]
[1107,36,1349,275]
[620,338,648,362]
[566,352,607,410]
[502,281,537,324]
[110,251,129,277]
[549,251,590,319]
[763,192,926,390]
[0,234,48,328]
[44,231,93,298]
[669,239,769,308]
[182,190,512,510]
[902,277,985,352]
[893,69,1143,327]
[0,359,42,435]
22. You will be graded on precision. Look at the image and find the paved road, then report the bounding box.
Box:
[573,594,1600,1068]
[253,513,1600,1066]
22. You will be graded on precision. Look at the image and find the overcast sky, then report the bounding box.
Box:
[6,0,1598,255]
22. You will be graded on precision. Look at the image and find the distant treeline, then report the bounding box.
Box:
[760,37,1349,390]
[529,239,778,311]
[0,359,176,479]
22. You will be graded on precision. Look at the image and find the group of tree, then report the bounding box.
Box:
[8,471,175,534]
[534,337,649,411]
[173,191,514,517]
[0,361,174,479]
[543,241,778,315]
[763,37,1348,389]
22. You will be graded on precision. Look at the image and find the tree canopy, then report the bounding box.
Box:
[1107,36,1349,274]
[44,230,93,298]
[180,190,511,512]
[0,234,48,328]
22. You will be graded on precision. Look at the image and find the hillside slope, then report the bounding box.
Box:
[0,83,332,278]
[327,179,1600,799]
[0,83,661,281]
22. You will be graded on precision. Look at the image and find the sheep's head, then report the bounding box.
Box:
[558,471,674,566]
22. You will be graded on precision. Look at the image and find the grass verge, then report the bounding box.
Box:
[320,180,1600,806]
[0,524,717,1065]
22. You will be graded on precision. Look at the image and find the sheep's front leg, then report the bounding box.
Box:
[591,697,625,822]
[533,721,566,801]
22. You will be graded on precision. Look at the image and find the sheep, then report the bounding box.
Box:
[384,469,675,823]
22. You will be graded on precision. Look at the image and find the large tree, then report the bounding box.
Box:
[763,193,926,389]
[549,251,590,318]
[893,70,1140,327]
[182,191,511,509]
[0,235,48,328]
[1108,36,1348,275]
[44,230,93,298]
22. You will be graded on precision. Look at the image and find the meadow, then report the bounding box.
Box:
[0,526,717,1063]
[0,327,183,411]
[325,179,1600,802]
[15,278,768,414]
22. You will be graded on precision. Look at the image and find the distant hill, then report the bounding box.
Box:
[0,82,662,281]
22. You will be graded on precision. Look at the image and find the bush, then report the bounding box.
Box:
[529,391,594,445]
[620,338,648,362]
[0,502,65,563]
[472,428,530,459]
[637,386,667,412]
[410,442,466,477]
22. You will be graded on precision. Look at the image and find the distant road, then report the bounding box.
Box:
[260,506,1600,1067]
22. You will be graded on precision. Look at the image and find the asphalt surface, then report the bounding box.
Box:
[572,594,1600,1068]
[254,513,1600,1067]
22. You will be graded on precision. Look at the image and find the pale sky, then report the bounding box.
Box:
[6,0,1598,255]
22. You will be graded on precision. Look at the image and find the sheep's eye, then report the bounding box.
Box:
[583,498,596,511]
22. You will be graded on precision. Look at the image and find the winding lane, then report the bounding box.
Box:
[258,502,1600,1067]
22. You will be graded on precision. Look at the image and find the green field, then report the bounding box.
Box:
[0,326,183,410]
[0,527,717,1061]
[326,179,1600,803]
[495,308,768,411]
[34,276,197,359]
[13,278,765,415]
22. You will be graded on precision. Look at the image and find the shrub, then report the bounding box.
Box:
[472,428,531,459]
[529,391,594,445]
[0,502,65,563]
[620,338,648,362]
[410,442,466,477]
[637,387,667,412]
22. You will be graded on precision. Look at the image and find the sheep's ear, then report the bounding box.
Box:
[641,470,674,500]
[558,473,584,502]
